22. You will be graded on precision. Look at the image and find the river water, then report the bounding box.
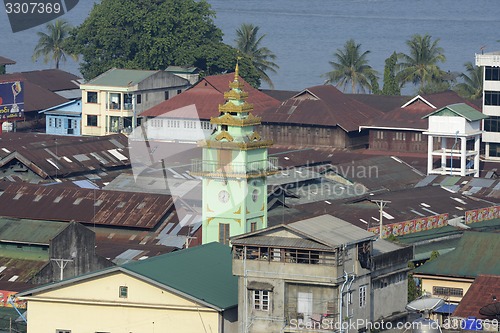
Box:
[1,0,499,94]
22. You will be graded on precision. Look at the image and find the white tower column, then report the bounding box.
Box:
[460,137,467,176]
[474,134,481,177]
[441,137,447,170]
[427,135,433,175]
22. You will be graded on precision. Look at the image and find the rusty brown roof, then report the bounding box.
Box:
[261,85,383,132]
[0,133,130,178]
[453,275,500,319]
[292,185,493,229]
[0,183,174,229]
[0,257,47,284]
[366,91,480,130]
[0,56,16,66]
[348,93,410,113]
[141,73,281,119]
[17,69,80,92]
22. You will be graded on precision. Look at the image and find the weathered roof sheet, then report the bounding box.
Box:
[414,232,500,278]
[288,214,375,247]
[365,91,479,130]
[0,133,130,178]
[0,183,174,229]
[416,175,500,203]
[123,242,237,310]
[84,68,159,87]
[140,73,281,118]
[423,103,488,121]
[0,56,16,66]
[0,217,67,244]
[18,243,238,311]
[17,69,80,92]
[234,214,375,249]
[231,235,332,251]
[453,275,500,319]
[261,85,383,132]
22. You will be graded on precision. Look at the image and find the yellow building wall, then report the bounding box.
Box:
[421,277,472,304]
[22,272,220,333]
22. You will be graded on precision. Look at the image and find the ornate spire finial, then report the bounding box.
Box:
[235,55,242,81]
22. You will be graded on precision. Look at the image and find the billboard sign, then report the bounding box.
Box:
[0,81,24,120]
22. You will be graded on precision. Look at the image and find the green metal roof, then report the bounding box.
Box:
[0,217,67,244]
[414,231,500,278]
[422,103,488,121]
[85,68,159,87]
[166,66,198,74]
[123,242,237,310]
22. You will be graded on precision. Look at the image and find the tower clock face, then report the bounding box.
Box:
[252,189,259,202]
[218,190,230,203]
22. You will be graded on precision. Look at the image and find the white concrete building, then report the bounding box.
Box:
[423,103,486,177]
[476,51,500,159]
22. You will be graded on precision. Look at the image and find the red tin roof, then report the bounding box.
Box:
[261,85,384,132]
[141,73,281,119]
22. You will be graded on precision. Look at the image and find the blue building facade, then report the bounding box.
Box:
[40,99,82,136]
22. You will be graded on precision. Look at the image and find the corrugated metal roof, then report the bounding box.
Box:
[423,103,488,121]
[440,176,461,186]
[367,91,479,130]
[85,68,159,87]
[261,85,383,132]
[0,56,16,65]
[414,232,500,278]
[232,235,332,250]
[288,214,375,247]
[123,242,237,310]
[0,217,67,244]
[0,183,174,229]
[141,73,280,119]
[453,275,500,319]
[0,133,130,178]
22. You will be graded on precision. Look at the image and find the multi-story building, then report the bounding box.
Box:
[80,68,191,136]
[476,51,500,159]
[231,214,413,333]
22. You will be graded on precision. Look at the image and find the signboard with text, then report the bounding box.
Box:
[0,80,24,120]
[368,213,449,238]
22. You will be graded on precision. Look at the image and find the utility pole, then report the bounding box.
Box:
[51,258,74,281]
[371,200,391,239]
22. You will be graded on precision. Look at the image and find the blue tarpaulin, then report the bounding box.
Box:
[435,303,457,314]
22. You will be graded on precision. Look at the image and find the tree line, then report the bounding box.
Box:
[31,0,481,100]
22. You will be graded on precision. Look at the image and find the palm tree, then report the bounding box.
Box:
[32,19,78,69]
[454,62,483,101]
[235,23,279,89]
[396,34,446,91]
[323,39,378,93]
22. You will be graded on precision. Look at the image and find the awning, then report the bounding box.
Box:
[435,303,457,314]
[247,281,274,291]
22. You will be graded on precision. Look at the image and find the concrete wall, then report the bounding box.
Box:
[30,222,113,284]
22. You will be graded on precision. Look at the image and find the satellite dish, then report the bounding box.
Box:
[479,302,500,319]
[406,297,445,313]
[406,296,444,333]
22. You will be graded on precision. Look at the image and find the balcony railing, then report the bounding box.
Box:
[191,157,278,178]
